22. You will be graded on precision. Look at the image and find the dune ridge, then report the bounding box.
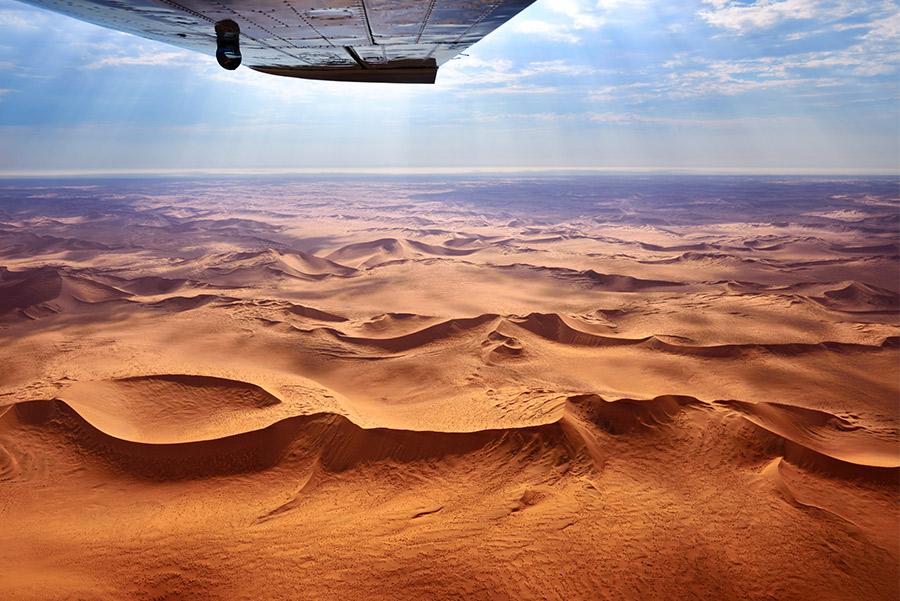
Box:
[496,263,684,290]
[306,310,897,358]
[0,266,131,318]
[326,237,480,269]
[720,400,900,469]
[4,381,895,484]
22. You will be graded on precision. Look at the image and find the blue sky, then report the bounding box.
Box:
[0,0,897,173]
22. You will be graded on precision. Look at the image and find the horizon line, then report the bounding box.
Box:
[0,166,898,178]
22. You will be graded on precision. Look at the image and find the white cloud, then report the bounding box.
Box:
[522,60,597,76]
[438,56,593,94]
[512,0,647,43]
[0,8,43,29]
[85,51,194,69]
[512,20,582,44]
[699,0,818,32]
[462,84,562,95]
[590,5,900,106]
[545,0,606,29]
[863,10,900,44]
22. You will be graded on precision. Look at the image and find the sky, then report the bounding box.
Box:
[0,0,897,174]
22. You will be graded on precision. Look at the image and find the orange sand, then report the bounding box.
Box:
[0,177,897,600]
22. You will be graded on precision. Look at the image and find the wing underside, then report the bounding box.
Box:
[20,0,536,83]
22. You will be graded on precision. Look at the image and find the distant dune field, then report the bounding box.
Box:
[0,176,897,600]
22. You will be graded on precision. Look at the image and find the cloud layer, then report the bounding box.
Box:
[0,0,896,172]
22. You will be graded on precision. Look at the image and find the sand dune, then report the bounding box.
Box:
[312,308,894,360]
[10,387,895,483]
[721,400,899,470]
[58,375,285,444]
[355,312,438,334]
[330,314,500,352]
[2,393,604,481]
[283,301,349,322]
[498,263,684,291]
[100,275,191,296]
[146,293,237,312]
[0,177,897,600]
[256,249,357,277]
[0,231,114,258]
[199,249,356,284]
[0,266,131,318]
[759,458,900,557]
[326,237,479,269]
[818,281,900,312]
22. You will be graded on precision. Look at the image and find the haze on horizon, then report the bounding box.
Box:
[0,0,898,175]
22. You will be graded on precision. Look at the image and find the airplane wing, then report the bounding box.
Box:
[18,0,537,83]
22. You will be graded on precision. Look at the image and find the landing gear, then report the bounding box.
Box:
[215,19,241,70]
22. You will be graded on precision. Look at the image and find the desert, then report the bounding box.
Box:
[0,174,897,600]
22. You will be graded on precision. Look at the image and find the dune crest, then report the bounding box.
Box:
[7,386,896,487]
[58,375,285,444]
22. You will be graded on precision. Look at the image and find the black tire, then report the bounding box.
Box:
[215,20,242,70]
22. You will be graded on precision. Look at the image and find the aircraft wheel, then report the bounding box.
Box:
[215,19,242,70]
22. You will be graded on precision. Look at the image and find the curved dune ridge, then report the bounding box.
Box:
[483,330,525,358]
[0,231,115,257]
[58,375,286,444]
[325,238,480,269]
[283,302,348,322]
[818,281,900,312]
[99,275,190,296]
[637,251,768,266]
[3,377,895,482]
[758,457,900,556]
[147,294,238,312]
[497,264,683,291]
[720,400,900,469]
[566,394,703,435]
[329,314,500,352]
[311,310,896,357]
[156,249,357,288]
[5,398,598,480]
[0,266,130,317]
[355,312,438,334]
[200,250,356,284]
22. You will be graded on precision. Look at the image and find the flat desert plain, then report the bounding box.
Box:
[0,175,897,600]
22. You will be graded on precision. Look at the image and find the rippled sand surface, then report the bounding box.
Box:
[0,176,897,600]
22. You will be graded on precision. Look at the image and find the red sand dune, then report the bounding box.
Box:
[0,178,897,600]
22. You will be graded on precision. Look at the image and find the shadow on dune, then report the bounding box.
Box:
[5,390,896,484]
